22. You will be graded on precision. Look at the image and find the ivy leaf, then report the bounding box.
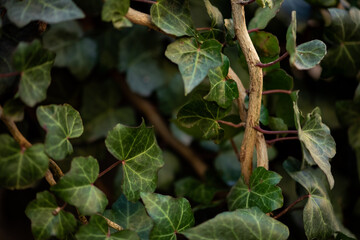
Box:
[102,0,131,29]
[182,207,289,240]
[283,158,354,240]
[256,0,274,8]
[322,8,360,78]
[104,195,153,240]
[227,167,283,213]
[176,98,231,141]
[36,104,84,160]
[51,156,108,215]
[248,0,284,30]
[141,192,195,239]
[25,191,77,240]
[105,121,164,202]
[4,0,84,28]
[43,21,97,80]
[12,40,55,107]
[251,31,280,72]
[293,95,336,189]
[0,134,48,189]
[2,98,24,122]
[150,0,196,37]
[175,177,218,204]
[76,215,140,240]
[204,55,239,108]
[165,38,223,95]
[286,12,327,70]
[204,0,223,26]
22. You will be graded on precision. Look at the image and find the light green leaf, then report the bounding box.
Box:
[4,0,84,28]
[286,11,297,64]
[204,0,223,26]
[104,195,153,240]
[175,177,218,204]
[165,38,223,95]
[101,0,130,29]
[0,134,48,189]
[141,192,195,240]
[150,0,196,37]
[75,215,140,240]
[204,55,239,108]
[249,0,284,30]
[256,0,274,8]
[176,98,231,141]
[36,104,84,160]
[293,95,336,189]
[12,40,55,107]
[227,167,283,213]
[182,207,289,240]
[51,156,108,215]
[25,191,77,240]
[105,121,164,202]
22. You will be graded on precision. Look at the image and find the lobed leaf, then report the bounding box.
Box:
[175,177,218,204]
[102,0,131,29]
[204,0,223,26]
[249,0,284,30]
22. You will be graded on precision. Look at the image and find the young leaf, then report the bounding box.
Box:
[75,215,140,240]
[204,0,223,26]
[293,95,336,189]
[150,0,196,37]
[248,0,284,30]
[25,191,77,240]
[36,104,84,160]
[4,0,84,28]
[182,207,289,240]
[175,177,218,204]
[105,121,164,202]
[256,0,274,8]
[104,195,153,240]
[0,134,48,189]
[227,167,283,213]
[12,40,55,107]
[50,156,108,215]
[204,55,239,108]
[176,98,231,141]
[141,192,195,239]
[102,0,131,29]
[165,38,223,95]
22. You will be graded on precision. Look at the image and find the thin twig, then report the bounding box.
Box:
[253,126,298,135]
[248,28,259,34]
[0,72,20,78]
[49,159,64,178]
[132,0,156,4]
[266,136,299,145]
[98,161,122,179]
[196,27,213,31]
[262,89,292,95]
[230,138,241,162]
[99,214,124,232]
[256,52,289,68]
[274,195,310,219]
[218,120,245,128]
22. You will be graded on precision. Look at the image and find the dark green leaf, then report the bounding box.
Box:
[251,31,280,71]
[263,69,293,91]
[268,117,288,132]
[75,215,140,240]
[335,232,357,240]
[104,195,153,240]
[2,98,24,122]
[25,191,77,240]
[227,167,283,213]
[260,104,269,126]
[249,0,284,30]
[36,104,84,160]
[4,0,84,28]
[182,207,289,240]
[105,121,164,202]
[165,38,223,95]
[13,40,55,107]
[141,192,195,239]
[215,149,241,186]
[175,177,218,204]
[0,134,48,189]
[150,0,196,37]
[102,0,131,29]
[51,156,108,215]
[204,55,239,108]
[204,0,223,26]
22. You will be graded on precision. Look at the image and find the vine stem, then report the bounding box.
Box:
[274,195,310,219]
[253,125,298,135]
[230,138,241,162]
[266,136,299,145]
[256,52,289,68]
[262,89,292,95]
[132,0,156,4]
[248,28,259,34]
[218,120,245,128]
[0,72,20,78]
[99,214,124,232]
[98,160,123,179]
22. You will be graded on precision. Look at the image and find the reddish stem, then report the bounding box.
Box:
[253,126,298,135]
[0,72,20,78]
[274,195,310,219]
[218,120,245,128]
[230,138,241,162]
[266,136,299,145]
[132,0,156,4]
[256,52,289,68]
[248,28,260,34]
[262,89,292,95]
[98,161,123,179]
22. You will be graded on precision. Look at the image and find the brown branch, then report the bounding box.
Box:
[230,138,241,162]
[274,195,309,219]
[255,131,268,169]
[49,159,64,178]
[231,1,263,184]
[99,214,124,232]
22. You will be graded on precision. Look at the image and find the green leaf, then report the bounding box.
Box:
[101,0,130,29]
[227,167,283,213]
[36,104,84,160]
[304,0,338,7]
[0,134,49,189]
[293,95,336,189]
[283,158,348,240]
[204,0,223,26]
[76,215,140,240]
[256,0,274,8]
[175,177,218,204]
[165,38,223,95]
[204,55,239,108]
[251,31,280,72]
[43,21,97,80]
[141,192,195,240]
[176,98,230,141]
[322,8,360,78]
[286,11,297,58]
[248,0,284,30]
[51,156,108,215]
[25,191,77,240]
[105,121,164,202]
[182,207,289,240]
[150,0,196,37]
[104,195,153,240]
[2,98,24,122]
[263,69,293,91]
[4,0,84,28]
[12,40,55,107]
